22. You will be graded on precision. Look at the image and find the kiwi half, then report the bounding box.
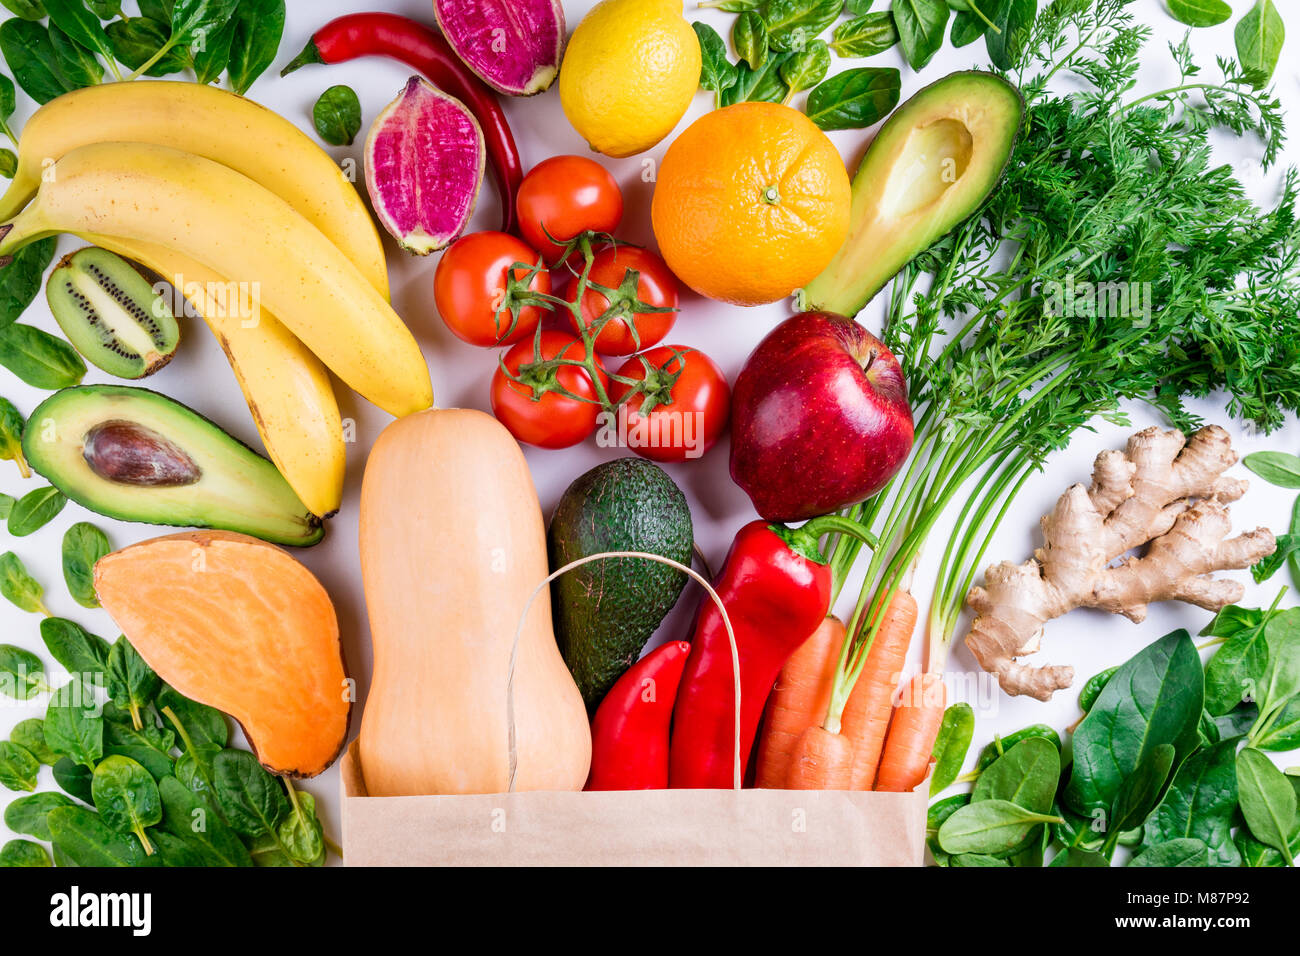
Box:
[46,247,180,380]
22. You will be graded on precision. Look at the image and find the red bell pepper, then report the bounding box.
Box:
[669,516,875,789]
[282,12,523,235]
[586,641,691,791]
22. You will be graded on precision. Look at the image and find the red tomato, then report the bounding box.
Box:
[609,346,730,462]
[567,246,679,355]
[433,232,551,347]
[491,331,608,449]
[516,156,623,261]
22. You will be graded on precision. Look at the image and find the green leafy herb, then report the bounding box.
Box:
[1143,738,1241,866]
[190,15,236,86]
[984,0,1036,70]
[0,643,48,699]
[1129,837,1211,866]
[44,681,104,770]
[0,147,14,178]
[1243,450,1300,488]
[893,0,949,70]
[49,24,104,89]
[87,0,121,16]
[103,704,174,779]
[763,0,843,53]
[61,522,109,609]
[10,718,57,765]
[1077,666,1118,714]
[937,798,1062,856]
[157,774,252,866]
[0,550,48,615]
[778,39,829,103]
[44,0,120,81]
[1253,534,1300,583]
[0,69,18,146]
[733,11,767,69]
[926,792,969,865]
[721,52,791,105]
[1203,603,1273,715]
[47,804,157,866]
[212,748,289,840]
[0,839,49,866]
[0,740,39,791]
[159,685,227,752]
[104,17,187,77]
[974,724,1060,772]
[929,702,974,795]
[279,781,324,864]
[1234,0,1283,88]
[0,238,57,331]
[0,492,11,518]
[226,0,284,95]
[0,396,29,478]
[1167,0,1232,27]
[106,636,160,731]
[0,0,47,20]
[0,18,76,104]
[8,484,67,536]
[1236,747,1297,860]
[804,65,900,129]
[4,790,74,840]
[0,324,87,389]
[312,84,362,147]
[1254,697,1300,751]
[92,754,162,855]
[40,617,110,690]
[693,22,738,107]
[830,11,899,56]
[52,756,92,802]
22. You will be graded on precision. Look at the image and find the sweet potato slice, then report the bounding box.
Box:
[94,530,350,778]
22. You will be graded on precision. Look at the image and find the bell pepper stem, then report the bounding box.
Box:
[771,514,878,565]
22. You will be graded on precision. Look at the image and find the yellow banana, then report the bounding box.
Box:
[1,142,433,418]
[0,81,390,300]
[83,233,346,519]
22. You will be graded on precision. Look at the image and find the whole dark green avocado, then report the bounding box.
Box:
[547,457,693,711]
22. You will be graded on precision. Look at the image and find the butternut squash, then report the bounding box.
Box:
[358,408,591,795]
[94,530,350,778]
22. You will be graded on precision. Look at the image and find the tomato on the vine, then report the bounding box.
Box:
[491,331,609,449]
[516,155,623,261]
[609,346,730,463]
[434,231,551,347]
[567,245,679,355]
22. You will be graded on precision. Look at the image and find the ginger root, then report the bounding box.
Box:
[965,426,1275,701]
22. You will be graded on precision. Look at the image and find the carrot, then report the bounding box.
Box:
[838,589,918,790]
[754,615,845,788]
[785,725,854,790]
[874,672,948,792]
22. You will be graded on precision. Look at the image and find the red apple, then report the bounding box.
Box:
[729,312,914,522]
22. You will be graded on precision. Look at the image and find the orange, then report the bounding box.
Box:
[650,102,851,307]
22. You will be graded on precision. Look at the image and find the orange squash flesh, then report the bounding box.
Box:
[94,530,350,778]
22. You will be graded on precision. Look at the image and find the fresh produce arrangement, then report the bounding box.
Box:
[0,0,1298,875]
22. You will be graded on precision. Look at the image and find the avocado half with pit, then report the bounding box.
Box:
[798,71,1023,318]
[22,385,323,547]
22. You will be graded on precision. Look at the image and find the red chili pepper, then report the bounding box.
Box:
[282,12,522,235]
[586,640,691,791]
[668,516,875,789]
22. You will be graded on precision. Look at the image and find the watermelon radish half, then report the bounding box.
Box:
[433,0,565,96]
[364,76,486,256]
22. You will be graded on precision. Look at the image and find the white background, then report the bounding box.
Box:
[1,0,1297,860]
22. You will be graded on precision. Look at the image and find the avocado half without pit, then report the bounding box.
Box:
[798,71,1024,318]
[21,385,323,547]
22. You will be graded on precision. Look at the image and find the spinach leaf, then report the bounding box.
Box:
[763,0,843,53]
[1107,743,1176,849]
[692,22,737,106]
[52,756,92,802]
[1258,608,1300,721]
[105,636,160,731]
[105,17,187,77]
[894,0,949,70]
[48,804,157,866]
[0,148,12,178]
[1290,496,1300,593]
[984,0,1037,71]
[929,702,975,795]
[1078,666,1118,714]
[4,790,75,841]
[1143,738,1241,866]
[40,617,111,690]
[158,685,227,753]
[226,0,284,95]
[0,740,39,791]
[103,704,175,779]
[8,484,66,536]
[61,522,109,609]
[975,724,1061,773]
[212,748,289,839]
[972,735,1058,811]
[0,492,11,518]
[0,838,49,866]
[1252,534,1300,583]
[0,324,87,389]
[0,0,47,20]
[92,754,162,854]
[778,39,830,102]
[139,0,174,20]
[937,798,1061,856]
[10,717,58,764]
[1235,0,1284,89]
[0,19,75,104]
[1129,837,1210,867]
[0,550,47,615]
[43,23,103,91]
[1235,832,1287,866]
[169,0,240,56]
[157,774,252,866]
[0,237,57,331]
[950,8,987,46]
[1236,746,1297,860]
[1255,697,1300,751]
[87,0,121,16]
[805,66,900,130]
[1215,702,1259,740]
[0,643,48,699]
[191,14,237,86]
[950,852,1008,866]
[44,0,119,80]
[830,11,899,56]
[1204,604,1272,715]
[734,11,768,69]
[312,84,361,147]
[926,792,968,865]
[1065,630,1203,816]
[0,71,14,146]
[1166,0,1232,28]
[1242,449,1300,488]
[1049,846,1108,866]
[44,681,104,770]
[0,396,28,477]
[722,53,791,106]
[279,783,324,864]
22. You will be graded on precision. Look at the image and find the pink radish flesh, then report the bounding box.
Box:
[364,76,485,255]
[433,0,565,96]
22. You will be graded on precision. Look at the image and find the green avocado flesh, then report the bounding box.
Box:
[799,71,1024,317]
[547,457,693,711]
[22,385,322,547]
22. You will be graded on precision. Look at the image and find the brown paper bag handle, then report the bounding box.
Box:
[508,551,741,792]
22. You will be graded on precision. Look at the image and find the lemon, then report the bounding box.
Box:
[559,0,702,158]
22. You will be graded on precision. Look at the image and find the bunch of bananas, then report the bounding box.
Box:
[0,82,434,519]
